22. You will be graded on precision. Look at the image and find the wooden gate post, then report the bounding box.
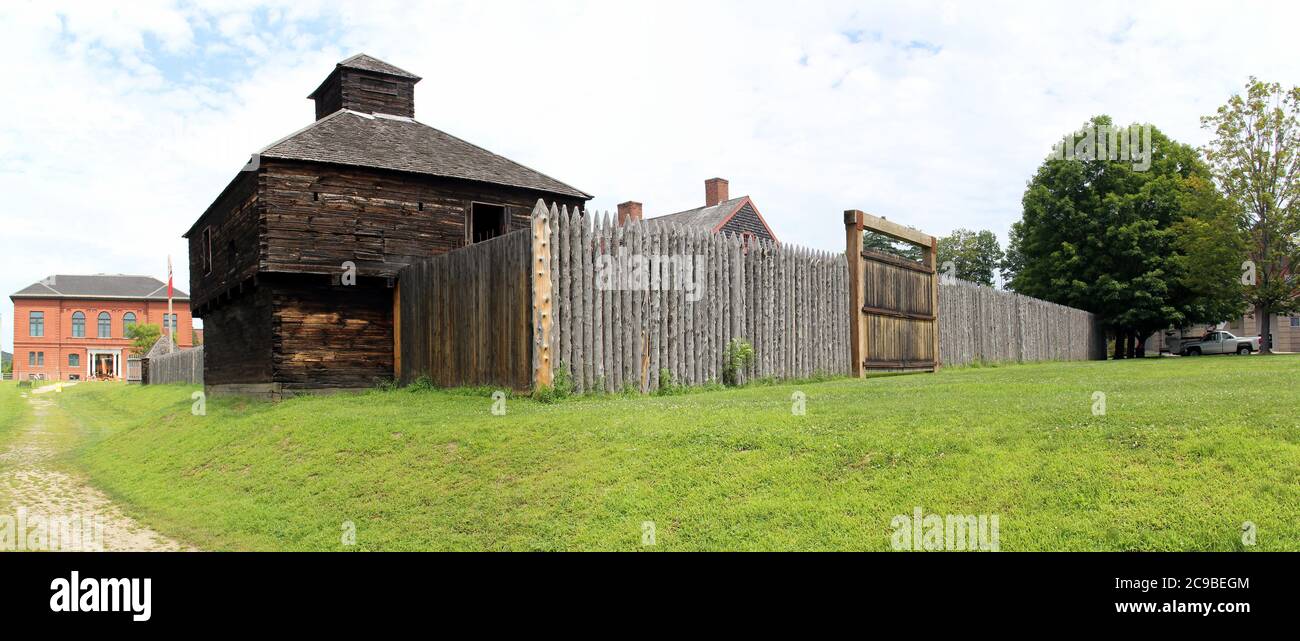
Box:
[531,200,555,389]
[928,236,941,370]
[845,210,866,377]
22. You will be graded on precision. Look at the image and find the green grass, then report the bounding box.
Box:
[0,382,26,446]
[37,356,1300,551]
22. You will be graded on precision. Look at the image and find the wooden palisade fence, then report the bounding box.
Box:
[937,278,1106,365]
[145,346,205,385]
[541,202,850,393]
[395,201,1103,393]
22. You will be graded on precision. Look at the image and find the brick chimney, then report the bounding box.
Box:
[617,201,643,226]
[705,178,729,207]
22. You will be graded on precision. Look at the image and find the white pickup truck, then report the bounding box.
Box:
[1179,331,1260,356]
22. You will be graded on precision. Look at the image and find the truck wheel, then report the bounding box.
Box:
[1237,345,1251,355]
[1187,347,1201,356]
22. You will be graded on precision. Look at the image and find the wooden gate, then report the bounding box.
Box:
[844,210,938,373]
[126,356,143,383]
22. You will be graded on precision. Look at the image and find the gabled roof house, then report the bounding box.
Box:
[617,177,779,244]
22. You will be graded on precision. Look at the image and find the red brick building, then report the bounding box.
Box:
[10,275,192,382]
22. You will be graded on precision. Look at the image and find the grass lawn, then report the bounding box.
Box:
[0,382,25,445]
[39,355,1300,551]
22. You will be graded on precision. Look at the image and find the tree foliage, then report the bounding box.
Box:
[1200,78,1300,352]
[936,228,1004,287]
[1007,115,1246,356]
[126,323,163,357]
[862,229,924,262]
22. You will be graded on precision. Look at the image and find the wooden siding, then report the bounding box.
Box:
[187,171,260,311]
[202,286,273,387]
[313,69,417,119]
[397,228,533,390]
[268,274,394,390]
[258,159,585,280]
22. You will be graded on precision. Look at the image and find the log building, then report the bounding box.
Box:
[185,54,590,396]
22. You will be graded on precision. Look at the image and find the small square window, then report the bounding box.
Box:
[469,203,507,244]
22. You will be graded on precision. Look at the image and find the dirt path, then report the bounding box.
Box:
[0,387,192,551]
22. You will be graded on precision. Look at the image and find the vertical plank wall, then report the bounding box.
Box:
[145,346,206,385]
[397,227,534,390]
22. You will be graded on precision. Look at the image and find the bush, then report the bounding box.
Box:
[553,362,574,399]
[722,338,755,386]
[406,376,434,392]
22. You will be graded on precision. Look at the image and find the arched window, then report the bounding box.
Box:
[123,312,137,335]
[97,312,111,338]
[71,311,85,338]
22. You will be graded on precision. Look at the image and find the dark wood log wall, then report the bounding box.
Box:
[314,69,416,119]
[266,273,394,390]
[187,171,261,312]
[259,159,584,280]
[397,228,533,391]
[201,285,274,386]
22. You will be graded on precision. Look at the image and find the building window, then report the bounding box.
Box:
[71,311,85,338]
[469,203,507,244]
[36,352,44,367]
[162,314,179,334]
[202,227,213,275]
[28,352,35,366]
[69,353,80,367]
[123,312,137,335]
[1291,316,1300,328]
[29,311,43,337]
[97,312,111,338]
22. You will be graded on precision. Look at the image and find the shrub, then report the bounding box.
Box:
[722,338,755,386]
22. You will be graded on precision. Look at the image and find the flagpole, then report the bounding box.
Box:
[167,256,174,344]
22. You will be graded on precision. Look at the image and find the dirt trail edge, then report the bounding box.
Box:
[0,389,193,551]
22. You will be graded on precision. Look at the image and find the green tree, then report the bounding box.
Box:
[126,323,163,357]
[936,228,1003,287]
[862,229,924,262]
[1200,78,1300,353]
[1008,116,1245,358]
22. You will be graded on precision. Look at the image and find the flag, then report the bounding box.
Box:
[166,256,174,338]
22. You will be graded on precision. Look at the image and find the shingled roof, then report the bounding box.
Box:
[11,275,188,301]
[333,53,420,80]
[645,197,748,230]
[258,110,590,199]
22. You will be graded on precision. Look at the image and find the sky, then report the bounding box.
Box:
[1,0,1297,353]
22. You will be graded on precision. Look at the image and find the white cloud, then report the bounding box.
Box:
[1,0,1297,351]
